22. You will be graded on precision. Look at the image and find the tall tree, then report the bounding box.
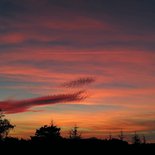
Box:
[0,110,14,139]
[132,131,141,144]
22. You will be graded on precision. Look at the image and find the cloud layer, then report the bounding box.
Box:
[0,0,155,141]
[0,0,155,52]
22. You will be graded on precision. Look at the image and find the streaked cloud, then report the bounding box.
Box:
[0,91,86,114]
[0,0,155,141]
[61,77,95,88]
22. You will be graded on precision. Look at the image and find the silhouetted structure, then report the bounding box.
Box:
[108,131,112,140]
[118,130,125,141]
[142,135,146,144]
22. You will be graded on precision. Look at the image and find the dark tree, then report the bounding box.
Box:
[0,110,14,139]
[32,122,61,141]
[132,132,141,144]
[69,125,81,139]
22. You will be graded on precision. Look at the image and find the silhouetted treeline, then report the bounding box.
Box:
[0,136,155,154]
[0,111,155,154]
[0,124,155,154]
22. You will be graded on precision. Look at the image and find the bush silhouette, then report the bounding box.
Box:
[31,122,62,142]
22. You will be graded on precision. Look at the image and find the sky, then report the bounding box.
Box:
[0,0,155,142]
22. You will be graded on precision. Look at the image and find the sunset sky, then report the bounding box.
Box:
[0,0,155,142]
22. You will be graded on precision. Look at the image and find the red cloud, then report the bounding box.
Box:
[61,77,95,88]
[0,91,86,114]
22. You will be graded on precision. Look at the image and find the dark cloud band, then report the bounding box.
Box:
[0,91,86,114]
[61,77,95,88]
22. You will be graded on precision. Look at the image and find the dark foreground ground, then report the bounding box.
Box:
[0,138,155,154]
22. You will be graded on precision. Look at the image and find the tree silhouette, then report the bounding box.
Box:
[0,110,14,139]
[32,122,61,141]
[69,125,81,139]
[132,132,141,144]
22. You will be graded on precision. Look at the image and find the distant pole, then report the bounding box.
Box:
[118,129,124,141]
[109,131,112,140]
[142,135,146,144]
[51,120,54,126]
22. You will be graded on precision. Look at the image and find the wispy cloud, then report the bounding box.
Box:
[61,77,95,88]
[0,91,86,114]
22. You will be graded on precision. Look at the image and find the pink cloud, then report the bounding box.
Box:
[0,50,155,99]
